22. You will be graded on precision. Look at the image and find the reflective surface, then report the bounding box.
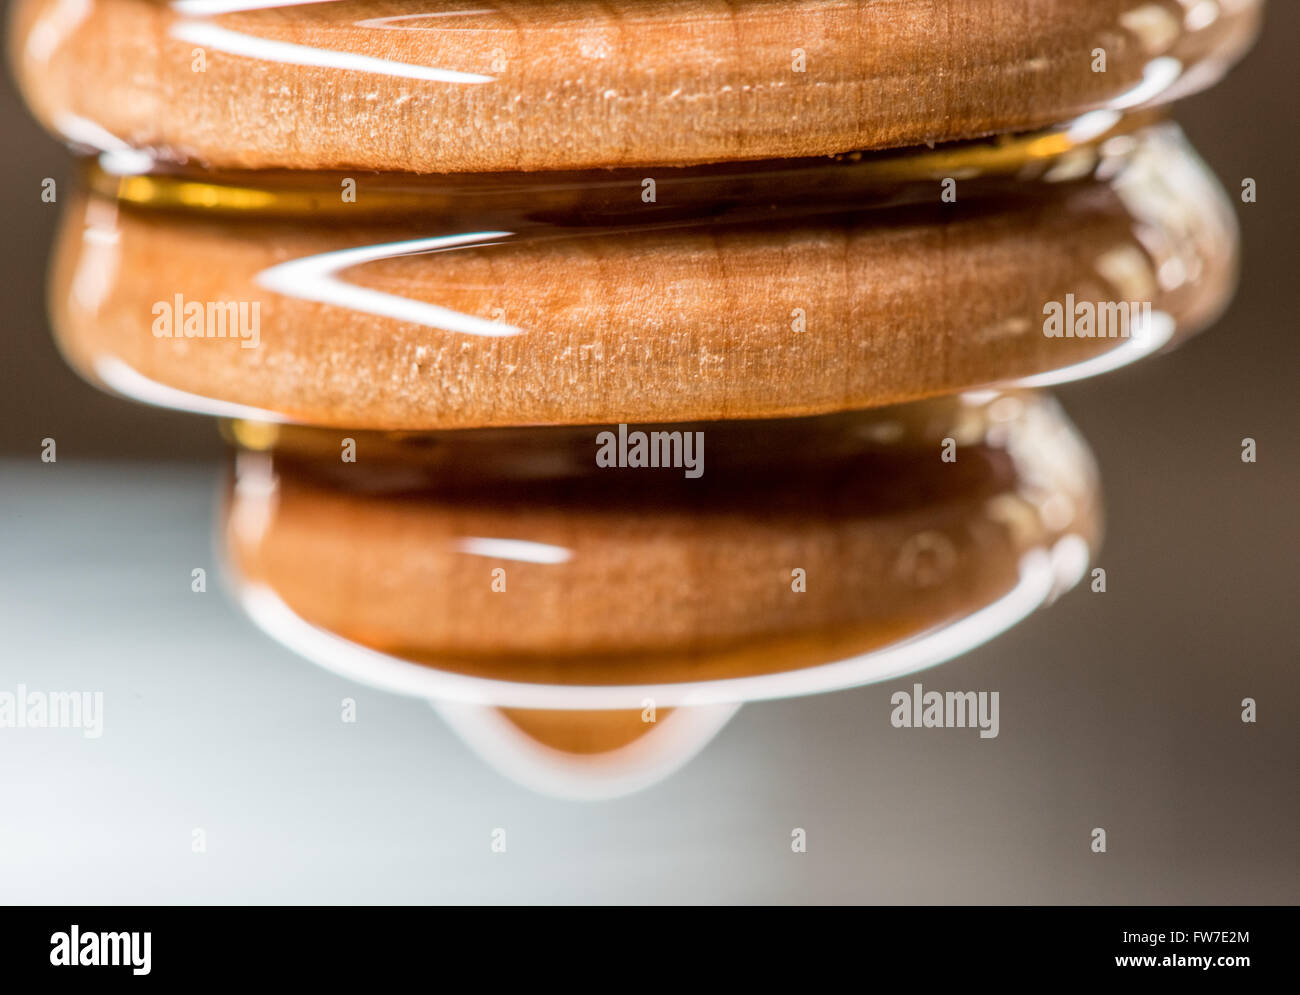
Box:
[1,0,1293,905]
[222,391,1100,796]
[11,0,1265,172]
[49,120,1237,429]
[3,432,1295,900]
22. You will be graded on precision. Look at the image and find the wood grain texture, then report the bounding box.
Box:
[223,393,1100,682]
[12,0,1263,172]
[49,123,1238,430]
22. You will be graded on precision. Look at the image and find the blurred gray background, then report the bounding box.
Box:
[1,5,1296,903]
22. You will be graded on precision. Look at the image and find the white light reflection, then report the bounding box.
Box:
[1110,56,1184,109]
[24,0,90,63]
[1065,109,1123,145]
[356,11,497,28]
[93,356,291,421]
[255,233,522,337]
[172,1,341,14]
[230,450,279,549]
[168,21,495,85]
[433,702,740,801]
[1049,535,1091,601]
[1011,311,1176,388]
[235,549,1059,711]
[454,537,573,565]
[52,113,154,175]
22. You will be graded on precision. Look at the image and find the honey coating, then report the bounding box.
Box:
[222,392,1101,688]
[8,0,1262,803]
[50,122,1236,430]
[499,708,673,754]
[11,0,1263,173]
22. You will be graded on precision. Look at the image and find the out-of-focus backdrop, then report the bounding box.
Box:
[1,5,1296,903]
